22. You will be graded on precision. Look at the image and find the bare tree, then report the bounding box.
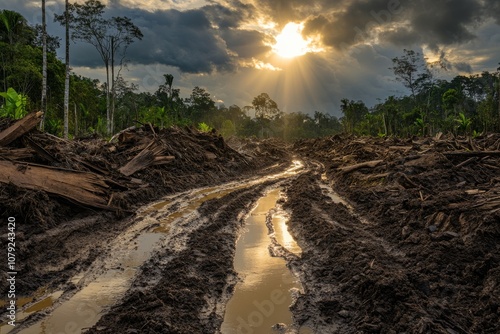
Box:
[55,0,142,135]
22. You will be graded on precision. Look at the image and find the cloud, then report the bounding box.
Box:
[220,28,272,59]
[240,58,281,71]
[1,0,499,117]
[298,0,495,52]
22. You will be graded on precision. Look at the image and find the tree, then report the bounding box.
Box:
[188,86,215,123]
[391,49,429,101]
[252,93,281,138]
[252,93,281,120]
[0,10,34,45]
[56,0,143,135]
[340,98,368,134]
[41,0,47,131]
[63,0,70,138]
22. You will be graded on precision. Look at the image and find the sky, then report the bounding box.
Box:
[1,0,500,117]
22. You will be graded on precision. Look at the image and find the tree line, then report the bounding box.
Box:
[1,4,499,140]
[341,50,500,136]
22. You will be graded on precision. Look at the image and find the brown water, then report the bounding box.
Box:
[220,189,302,334]
[4,161,306,334]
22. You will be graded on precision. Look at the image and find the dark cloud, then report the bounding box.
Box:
[300,0,494,51]
[203,1,254,29]
[220,29,271,58]
[110,8,236,73]
[410,0,481,50]
[454,62,473,73]
[379,27,421,47]
[82,1,263,73]
[483,0,500,24]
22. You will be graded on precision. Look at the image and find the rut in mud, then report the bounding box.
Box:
[2,132,499,334]
[3,161,306,334]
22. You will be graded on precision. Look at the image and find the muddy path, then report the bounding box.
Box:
[2,134,499,334]
[3,161,306,333]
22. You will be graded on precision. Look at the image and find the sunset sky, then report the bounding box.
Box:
[2,0,500,116]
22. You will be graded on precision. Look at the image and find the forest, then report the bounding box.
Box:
[1,4,499,140]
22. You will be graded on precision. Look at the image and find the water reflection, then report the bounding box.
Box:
[221,189,302,334]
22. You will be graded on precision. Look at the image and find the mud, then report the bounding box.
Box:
[1,132,499,333]
[287,134,500,333]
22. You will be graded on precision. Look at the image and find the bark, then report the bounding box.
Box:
[0,111,44,146]
[119,139,174,176]
[63,0,70,139]
[40,0,47,130]
[0,160,113,209]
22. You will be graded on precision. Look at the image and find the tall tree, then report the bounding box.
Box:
[55,0,143,135]
[340,98,368,134]
[63,0,70,138]
[252,93,281,137]
[390,49,429,101]
[41,0,47,130]
[252,93,281,120]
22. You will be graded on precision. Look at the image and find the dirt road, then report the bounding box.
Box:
[1,133,499,334]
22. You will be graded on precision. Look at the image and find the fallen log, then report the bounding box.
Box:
[0,111,44,146]
[0,147,34,160]
[0,160,113,209]
[338,159,384,173]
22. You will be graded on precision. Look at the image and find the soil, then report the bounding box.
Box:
[0,123,289,298]
[1,125,499,333]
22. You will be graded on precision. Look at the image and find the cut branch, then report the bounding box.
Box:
[338,160,384,173]
[0,111,44,146]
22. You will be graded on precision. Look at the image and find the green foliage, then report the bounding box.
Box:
[340,99,368,134]
[220,119,236,138]
[456,112,472,135]
[0,87,28,119]
[252,93,281,120]
[87,116,107,136]
[45,118,62,136]
[198,122,213,133]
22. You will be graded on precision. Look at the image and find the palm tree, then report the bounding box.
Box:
[0,10,32,45]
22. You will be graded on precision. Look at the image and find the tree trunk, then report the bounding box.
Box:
[40,0,47,131]
[105,62,110,135]
[110,36,115,135]
[498,75,500,130]
[63,0,70,139]
[74,102,78,137]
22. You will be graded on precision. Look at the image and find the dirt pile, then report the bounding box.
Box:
[291,134,500,333]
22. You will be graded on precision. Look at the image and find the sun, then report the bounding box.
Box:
[273,22,321,58]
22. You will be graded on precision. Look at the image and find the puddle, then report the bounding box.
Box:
[7,161,306,334]
[221,189,302,334]
[271,212,301,256]
[16,232,162,334]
